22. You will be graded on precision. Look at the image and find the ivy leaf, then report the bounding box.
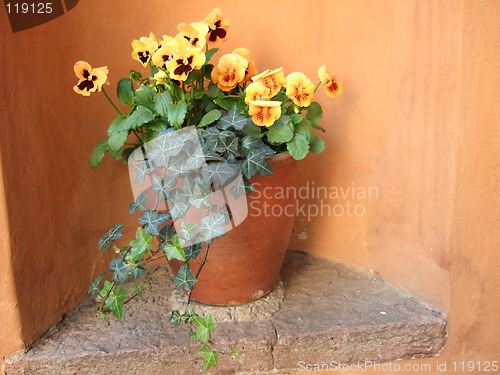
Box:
[309,137,326,154]
[88,272,107,296]
[109,258,130,283]
[185,243,203,260]
[286,133,310,160]
[197,109,222,128]
[123,106,156,131]
[133,160,153,184]
[129,192,150,214]
[239,149,273,178]
[105,285,128,320]
[148,133,184,166]
[162,235,186,261]
[167,100,187,129]
[173,262,197,291]
[107,116,127,152]
[89,139,109,169]
[96,280,113,302]
[170,310,181,326]
[150,174,177,200]
[306,102,323,126]
[201,162,238,185]
[134,86,156,110]
[138,210,170,235]
[154,91,173,118]
[99,224,124,250]
[267,115,293,143]
[117,78,134,106]
[198,344,219,370]
[180,222,197,240]
[127,227,153,262]
[294,118,315,143]
[220,106,249,130]
[243,122,262,138]
[193,314,217,343]
[200,214,226,239]
[190,185,213,209]
[230,346,242,362]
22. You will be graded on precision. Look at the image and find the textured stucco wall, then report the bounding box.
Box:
[0,0,498,369]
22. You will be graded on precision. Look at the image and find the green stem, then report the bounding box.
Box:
[314,81,321,94]
[102,87,123,116]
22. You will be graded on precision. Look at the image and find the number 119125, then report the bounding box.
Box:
[6,2,53,14]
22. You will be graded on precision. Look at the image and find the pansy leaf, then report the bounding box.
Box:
[294,118,315,143]
[287,133,310,160]
[220,106,249,130]
[200,214,226,240]
[134,160,153,184]
[129,192,150,214]
[123,106,156,131]
[162,235,186,261]
[167,100,187,129]
[154,91,173,118]
[109,258,130,283]
[243,121,262,138]
[107,116,127,152]
[89,139,109,169]
[99,224,124,250]
[198,344,219,370]
[309,136,326,154]
[117,78,134,106]
[204,48,219,64]
[239,149,273,178]
[88,272,107,296]
[127,227,153,263]
[193,314,217,343]
[134,86,156,110]
[197,109,222,128]
[306,102,323,126]
[105,285,128,320]
[173,262,197,291]
[267,116,293,143]
[138,210,170,235]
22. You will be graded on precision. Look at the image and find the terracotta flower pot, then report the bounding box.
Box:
[170,152,297,305]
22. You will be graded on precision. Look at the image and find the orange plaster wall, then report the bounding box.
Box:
[0,0,498,370]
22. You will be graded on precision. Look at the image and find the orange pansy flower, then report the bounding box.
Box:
[232,47,257,81]
[73,61,109,96]
[285,72,315,107]
[318,65,342,98]
[211,53,248,91]
[204,8,230,46]
[248,100,282,127]
[245,82,270,104]
[251,67,287,98]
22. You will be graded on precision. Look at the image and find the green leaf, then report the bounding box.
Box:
[154,91,173,118]
[96,280,113,302]
[107,116,127,152]
[138,210,170,235]
[88,272,107,296]
[286,133,310,160]
[117,78,134,106]
[243,122,262,138]
[193,314,217,343]
[173,262,197,291]
[170,310,181,326]
[99,224,124,250]
[230,346,243,362]
[109,258,130,283]
[294,118,315,143]
[197,109,222,128]
[89,139,108,169]
[162,235,186,261]
[135,86,156,110]
[204,48,219,64]
[185,243,203,260]
[105,285,128,319]
[267,116,293,143]
[129,192,149,214]
[98,311,110,323]
[127,227,153,262]
[200,214,226,239]
[123,106,156,131]
[239,149,273,178]
[198,344,219,370]
[306,102,323,126]
[290,113,303,124]
[220,106,249,130]
[180,222,197,239]
[133,283,142,296]
[167,101,187,129]
[309,136,326,154]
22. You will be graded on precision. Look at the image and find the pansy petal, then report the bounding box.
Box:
[74,61,92,80]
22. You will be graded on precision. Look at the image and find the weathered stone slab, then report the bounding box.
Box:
[3,251,446,374]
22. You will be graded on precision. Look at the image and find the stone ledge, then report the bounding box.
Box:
[3,250,446,375]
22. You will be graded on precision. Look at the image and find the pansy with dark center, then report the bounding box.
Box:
[204,8,230,46]
[73,61,108,96]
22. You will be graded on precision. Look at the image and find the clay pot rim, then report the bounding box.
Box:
[267,151,294,169]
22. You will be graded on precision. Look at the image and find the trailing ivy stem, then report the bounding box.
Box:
[186,241,211,307]
[101,87,123,116]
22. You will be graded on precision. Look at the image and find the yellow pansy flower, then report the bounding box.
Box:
[252,67,287,98]
[211,53,248,91]
[245,82,270,104]
[131,36,158,67]
[178,22,209,49]
[153,70,168,85]
[248,100,282,127]
[152,38,175,69]
[285,72,315,107]
[165,37,206,81]
[318,65,342,98]
[204,8,230,46]
[232,47,257,82]
[73,61,109,96]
